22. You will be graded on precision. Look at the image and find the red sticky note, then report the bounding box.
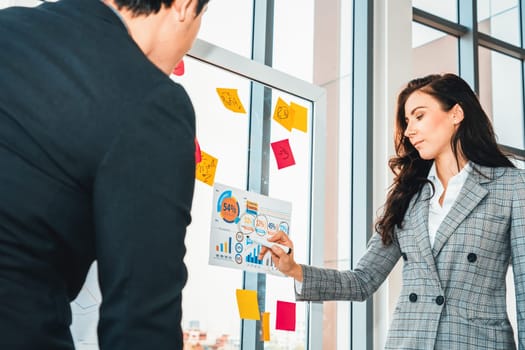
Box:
[195,138,202,164]
[173,59,185,76]
[270,139,295,170]
[275,300,296,331]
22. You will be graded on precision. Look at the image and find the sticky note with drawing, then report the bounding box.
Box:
[195,150,218,186]
[270,139,296,170]
[216,88,246,113]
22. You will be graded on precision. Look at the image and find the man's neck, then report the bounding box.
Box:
[102,0,172,74]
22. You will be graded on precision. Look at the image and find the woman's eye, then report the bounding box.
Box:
[416,114,423,120]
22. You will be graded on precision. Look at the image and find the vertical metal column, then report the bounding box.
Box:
[241,1,274,349]
[518,0,525,149]
[458,0,480,93]
[351,0,374,349]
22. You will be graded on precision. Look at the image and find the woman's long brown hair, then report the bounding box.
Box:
[375,73,514,245]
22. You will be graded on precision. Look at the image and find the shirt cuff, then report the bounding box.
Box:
[294,279,303,294]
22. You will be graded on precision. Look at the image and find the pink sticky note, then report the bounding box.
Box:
[195,138,202,164]
[275,300,296,331]
[173,59,185,76]
[270,139,295,170]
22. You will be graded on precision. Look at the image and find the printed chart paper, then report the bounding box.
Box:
[209,183,292,276]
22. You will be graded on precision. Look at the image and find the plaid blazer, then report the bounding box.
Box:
[297,164,525,349]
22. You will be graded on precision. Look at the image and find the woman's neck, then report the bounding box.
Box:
[434,155,467,189]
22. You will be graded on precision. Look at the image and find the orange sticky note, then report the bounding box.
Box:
[216,88,246,113]
[261,312,270,341]
[195,150,218,186]
[236,289,260,320]
[290,102,308,132]
[275,300,296,331]
[270,139,296,170]
[272,97,293,131]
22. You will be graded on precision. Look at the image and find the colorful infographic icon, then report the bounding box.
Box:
[255,214,268,236]
[217,190,240,224]
[238,213,256,234]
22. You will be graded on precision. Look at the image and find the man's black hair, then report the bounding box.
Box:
[114,0,209,16]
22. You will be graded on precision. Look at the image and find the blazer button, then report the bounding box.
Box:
[435,295,445,305]
[409,293,417,302]
[401,252,408,261]
[467,253,477,263]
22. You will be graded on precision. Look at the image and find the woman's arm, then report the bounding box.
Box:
[262,231,401,302]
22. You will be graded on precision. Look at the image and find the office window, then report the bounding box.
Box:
[197,0,254,59]
[272,0,315,82]
[177,56,249,348]
[412,22,459,77]
[273,1,354,349]
[412,0,457,22]
[478,47,524,149]
[264,90,313,349]
[478,0,520,46]
[179,64,314,348]
[177,38,325,348]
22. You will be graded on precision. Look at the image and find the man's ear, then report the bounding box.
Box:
[174,0,195,21]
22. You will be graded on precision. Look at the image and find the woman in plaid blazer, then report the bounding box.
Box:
[261,73,525,349]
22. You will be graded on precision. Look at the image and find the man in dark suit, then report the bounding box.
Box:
[0,0,209,348]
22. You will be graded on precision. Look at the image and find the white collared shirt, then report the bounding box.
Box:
[427,161,470,246]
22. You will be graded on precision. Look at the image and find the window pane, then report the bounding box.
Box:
[477,0,520,46]
[197,0,253,59]
[413,0,458,22]
[479,47,524,149]
[177,52,318,348]
[177,56,249,349]
[272,0,315,82]
[412,22,459,77]
[266,89,313,349]
[274,1,354,349]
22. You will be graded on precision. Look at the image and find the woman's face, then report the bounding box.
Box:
[403,90,461,161]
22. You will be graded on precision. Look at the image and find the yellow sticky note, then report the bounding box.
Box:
[261,312,270,341]
[216,88,246,114]
[235,289,260,320]
[290,102,308,132]
[272,97,293,131]
[195,150,218,186]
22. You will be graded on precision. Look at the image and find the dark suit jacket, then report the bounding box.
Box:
[0,0,196,349]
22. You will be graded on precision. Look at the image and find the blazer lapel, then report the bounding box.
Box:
[410,185,441,281]
[431,165,491,257]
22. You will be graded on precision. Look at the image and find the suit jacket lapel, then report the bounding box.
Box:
[431,165,491,257]
[411,184,441,281]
